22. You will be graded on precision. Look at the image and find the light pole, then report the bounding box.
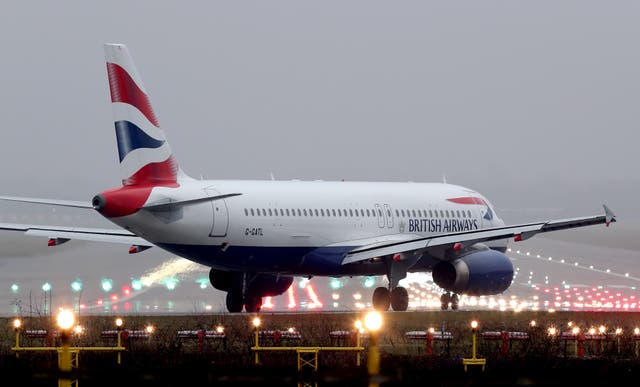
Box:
[115,318,123,364]
[354,319,363,366]
[252,317,261,365]
[462,319,485,371]
[13,318,22,356]
[364,311,383,387]
[57,309,75,387]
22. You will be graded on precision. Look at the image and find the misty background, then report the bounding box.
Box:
[0,2,637,314]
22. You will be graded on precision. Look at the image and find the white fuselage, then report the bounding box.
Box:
[107,179,506,277]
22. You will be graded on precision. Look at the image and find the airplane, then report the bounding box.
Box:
[0,43,616,313]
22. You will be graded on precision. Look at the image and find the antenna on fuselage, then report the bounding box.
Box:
[442,174,447,184]
[270,172,275,181]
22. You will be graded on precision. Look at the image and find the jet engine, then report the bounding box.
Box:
[432,248,514,295]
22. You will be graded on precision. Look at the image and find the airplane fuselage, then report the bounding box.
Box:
[104,179,506,277]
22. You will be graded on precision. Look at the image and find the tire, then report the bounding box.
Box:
[226,292,244,313]
[372,287,391,311]
[390,286,409,311]
[244,294,262,313]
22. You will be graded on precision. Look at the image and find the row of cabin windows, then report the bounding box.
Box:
[243,207,474,219]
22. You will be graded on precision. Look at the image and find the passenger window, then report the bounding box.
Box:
[332,209,336,217]
[250,209,255,216]
[303,209,308,216]
[286,209,290,216]
[244,208,248,216]
[261,209,266,216]
[349,209,353,217]
[268,209,272,216]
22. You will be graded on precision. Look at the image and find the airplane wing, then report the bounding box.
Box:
[342,205,616,264]
[0,223,151,246]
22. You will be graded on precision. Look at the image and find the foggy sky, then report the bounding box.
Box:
[0,1,638,222]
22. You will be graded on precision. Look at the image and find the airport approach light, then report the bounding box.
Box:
[364,311,383,332]
[11,284,18,293]
[73,325,84,335]
[599,325,606,334]
[215,325,224,334]
[115,318,123,328]
[42,282,52,292]
[470,320,479,332]
[57,309,75,331]
[13,319,21,330]
[572,327,580,335]
[548,327,557,336]
[252,317,261,328]
[616,328,623,335]
[146,325,154,334]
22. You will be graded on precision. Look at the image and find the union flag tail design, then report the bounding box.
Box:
[104,43,180,187]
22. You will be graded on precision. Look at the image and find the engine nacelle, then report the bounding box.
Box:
[432,249,514,295]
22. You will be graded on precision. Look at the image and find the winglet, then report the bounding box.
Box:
[604,204,616,227]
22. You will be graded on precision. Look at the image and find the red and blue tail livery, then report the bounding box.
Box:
[0,43,617,313]
[104,43,179,187]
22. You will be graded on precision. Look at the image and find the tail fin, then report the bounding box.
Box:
[104,43,183,187]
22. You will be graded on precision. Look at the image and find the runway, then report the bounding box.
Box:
[1,210,638,317]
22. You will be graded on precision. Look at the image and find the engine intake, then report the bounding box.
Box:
[432,249,513,295]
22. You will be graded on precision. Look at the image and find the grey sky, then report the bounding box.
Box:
[0,1,638,222]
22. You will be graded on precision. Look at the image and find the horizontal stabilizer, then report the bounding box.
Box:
[0,196,92,209]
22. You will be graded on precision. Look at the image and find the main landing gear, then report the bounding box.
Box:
[372,286,409,311]
[440,292,459,310]
[372,254,412,312]
[225,286,263,313]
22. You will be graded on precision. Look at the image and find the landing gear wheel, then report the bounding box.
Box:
[244,294,262,313]
[390,286,409,311]
[451,294,459,310]
[226,292,243,313]
[440,293,450,310]
[372,287,391,311]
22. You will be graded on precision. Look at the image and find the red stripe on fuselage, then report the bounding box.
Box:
[106,62,160,127]
[447,197,487,205]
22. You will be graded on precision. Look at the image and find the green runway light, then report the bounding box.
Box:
[164,278,178,290]
[101,279,113,292]
[42,282,51,292]
[363,277,375,288]
[131,279,143,291]
[11,284,19,293]
[330,278,343,290]
[71,280,83,292]
[196,278,209,289]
